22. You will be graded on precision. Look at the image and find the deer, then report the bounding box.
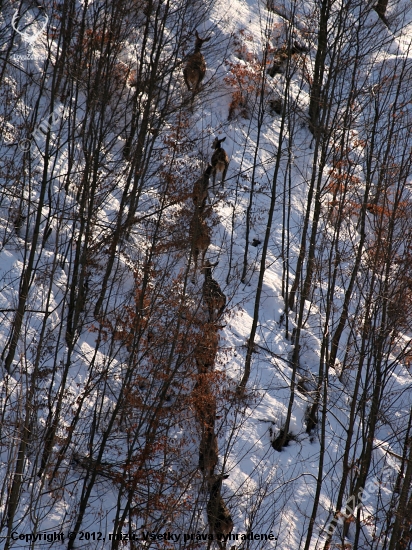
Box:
[193,164,213,212]
[201,260,226,321]
[211,137,229,189]
[193,375,217,426]
[194,323,220,373]
[183,30,211,95]
[207,474,234,549]
[189,211,211,283]
[198,425,218,478]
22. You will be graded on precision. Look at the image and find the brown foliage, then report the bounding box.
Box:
[224,30,266,120]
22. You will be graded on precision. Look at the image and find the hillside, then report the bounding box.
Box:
[1,0,412,549]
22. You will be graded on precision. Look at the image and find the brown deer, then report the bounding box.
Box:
[183,30,211,94]
[211,137,229,189]
[193,164,213,211]
[189,211,211,283]
[193,375,217,426]
[198,425,218,478]
[201,260,226,321]
[207,474,234,549]
[194,323,219,373]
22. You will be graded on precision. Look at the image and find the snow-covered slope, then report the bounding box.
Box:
[1,0,412,548]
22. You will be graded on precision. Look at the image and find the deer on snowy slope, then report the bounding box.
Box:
[207,474,234,550]
[193,375,217,425]
[211,137,229,189]
[193,164,213,212]
[198,425,218,478]
[194,323,220,373]
[184,30,211,95]
[201,260,226,321]
[189,210,211,283]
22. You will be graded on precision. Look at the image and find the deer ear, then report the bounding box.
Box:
[204,36,211,42]
[195,30,200,38]
[220,137,226,143]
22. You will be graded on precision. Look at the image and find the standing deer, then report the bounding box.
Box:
[201,261,226,321]
[207,474,234,549]
[190,211,211,283]
[193,164,213,211]
[211,137,229,189]
[193,376,217,425]
[198,425,218,478]
[183,30,211,94]
[194,323,220,373]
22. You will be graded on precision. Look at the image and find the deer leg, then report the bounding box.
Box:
[201,247,207,268]
[221,165,228,187]
[192,248,199,283]
[183,69,191,91]
[195,74,203,94]
[211,306,217,322]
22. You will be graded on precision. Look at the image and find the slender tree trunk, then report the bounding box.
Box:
[388,409,412,550]
[238,65,290,393]
[241,42,269,283]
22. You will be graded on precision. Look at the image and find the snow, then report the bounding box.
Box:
[1,0,412,548]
